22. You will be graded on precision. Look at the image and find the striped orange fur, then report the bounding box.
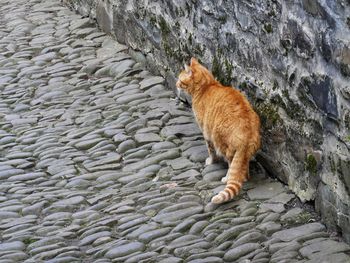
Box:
[176,58,261,204]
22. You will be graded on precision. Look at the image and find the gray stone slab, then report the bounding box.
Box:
[160,123,201,137]
[8,172,46,181]
[0,169,24,180]
[300,239,350,259]
[247,181,285,200]
[138,227,172,243]
[224,243,261,261]
[123,149,180,172]
[139,76,164,90]
[134,133,162,144]
[272,223,326,242]
[74,138,104,150]
[0,241,25,251]
[153,206,203,223]
[259,202,286,213]
[281,208,303,222]
[151,141,176,151]
[105,241,145,258]
[172,169,200,180]
[79,231,111,246]
[116,93,148,104]
[267,192,295,204]
[203,169,227,182]
[166,157,195,170]
[304,253,350,263]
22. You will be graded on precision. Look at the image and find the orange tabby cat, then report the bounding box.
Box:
[176,58,261,204]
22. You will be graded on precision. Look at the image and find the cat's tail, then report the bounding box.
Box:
[211,144,255,204]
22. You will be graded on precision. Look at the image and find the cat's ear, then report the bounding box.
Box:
[190,57,199,66]
[184,64,192,74]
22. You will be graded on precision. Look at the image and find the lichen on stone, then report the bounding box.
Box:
[255,102,282,129]
[158,16,170,36]
[328,155,337,174]
[264,23,273,33]
[305,153,318,175]
[212,50,235,86]
[345,135,350,143]
[217,15,227,24]
[149,15,157,27]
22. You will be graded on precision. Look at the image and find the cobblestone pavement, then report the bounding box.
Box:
[0,0,349,262]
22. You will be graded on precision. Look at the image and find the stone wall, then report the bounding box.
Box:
[64,0,350,241]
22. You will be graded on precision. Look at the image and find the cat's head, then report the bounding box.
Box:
[176,58,215,95]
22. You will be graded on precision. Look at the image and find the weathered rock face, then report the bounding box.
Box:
[65,0,350,241]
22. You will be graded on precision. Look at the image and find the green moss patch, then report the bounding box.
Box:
[264,23,273,33]
[256,102,282,129]
[158,16,170,36]
[305,153,318,175]
[212,50,234,86]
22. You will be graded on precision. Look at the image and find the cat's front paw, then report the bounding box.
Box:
[221,176,228,183]
[205,156,214,165]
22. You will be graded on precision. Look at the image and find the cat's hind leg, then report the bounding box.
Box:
[205,140,219,165]
[222,163,249,183]
[221,173,228,183]
[221,153,235,183]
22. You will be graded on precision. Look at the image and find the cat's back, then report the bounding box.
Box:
[197,83,260,140]
[202,84,255,116]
